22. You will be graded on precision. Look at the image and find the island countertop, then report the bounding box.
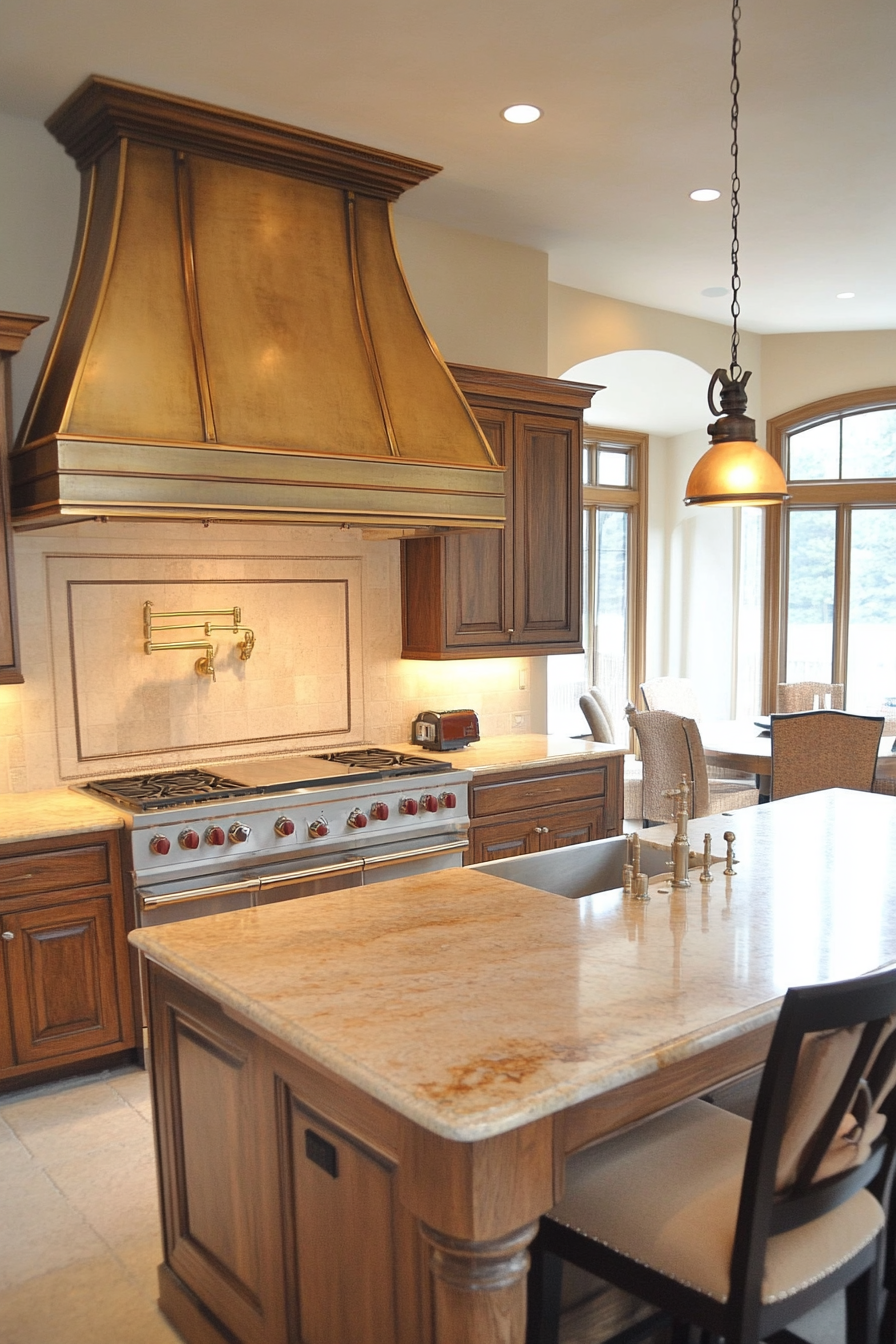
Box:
[131,789,896,1143]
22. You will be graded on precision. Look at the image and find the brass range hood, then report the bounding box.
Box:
[11,77,504,531]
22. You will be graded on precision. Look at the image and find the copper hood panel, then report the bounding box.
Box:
[12,78,504,531]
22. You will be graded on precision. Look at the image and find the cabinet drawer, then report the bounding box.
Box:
[0,844,109,901]
[471,766,607,819]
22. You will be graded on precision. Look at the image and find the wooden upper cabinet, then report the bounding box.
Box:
[400,365,595,660]
[0,312,48,682]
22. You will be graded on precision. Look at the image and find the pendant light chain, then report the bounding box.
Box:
[729,0,742,379]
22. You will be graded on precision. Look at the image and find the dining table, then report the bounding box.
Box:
[701,718,896,797]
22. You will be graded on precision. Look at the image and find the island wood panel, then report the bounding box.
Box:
[0,828,135,1087]
[142,950,776,1344]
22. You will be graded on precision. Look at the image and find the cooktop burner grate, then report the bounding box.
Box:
[85,769,258,810]
[310,748,453,774]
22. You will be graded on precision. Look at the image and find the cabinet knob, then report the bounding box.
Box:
[1,930,13,940]
[508,627,514,634]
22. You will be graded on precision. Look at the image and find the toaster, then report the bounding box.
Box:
[411,709,480,751]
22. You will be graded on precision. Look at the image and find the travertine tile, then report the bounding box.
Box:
[45,1135,160,1246]
[1,1077,150,1165]
[0,1144,105,1290]
[0,1254,182,1344]
[113,1230,166,1304]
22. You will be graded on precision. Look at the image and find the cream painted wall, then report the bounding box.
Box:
[0,109,80,432]
[761,330,896,424]
[548,281,763,419]
[394,214,548,375]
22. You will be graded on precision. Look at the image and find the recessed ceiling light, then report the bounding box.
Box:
[836,291,856,299]
[502,104,542,124]
[690,188,721,202]
[702,286,729,298]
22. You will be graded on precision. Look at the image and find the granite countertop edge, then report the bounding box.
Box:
[130,928,780,1142]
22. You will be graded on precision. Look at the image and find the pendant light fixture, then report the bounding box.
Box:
[684,0,789,507]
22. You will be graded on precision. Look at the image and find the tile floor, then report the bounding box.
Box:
[0,1065,182,1344]
[0,1064,849,1344]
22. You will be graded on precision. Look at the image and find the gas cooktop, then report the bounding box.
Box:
[81,748,454,812]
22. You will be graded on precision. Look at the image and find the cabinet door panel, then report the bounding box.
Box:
[444,409,514,648]
[539,805,604,851]
[3,896,122,1062]
[512,414,582,645]
[468,818,541,864]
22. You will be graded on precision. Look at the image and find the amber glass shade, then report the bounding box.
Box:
[684,439,789,507]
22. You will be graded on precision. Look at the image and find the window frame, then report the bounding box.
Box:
[763,386,896,711]
[581,426,648,716]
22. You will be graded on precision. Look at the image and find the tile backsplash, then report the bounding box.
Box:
[0,519,533,792]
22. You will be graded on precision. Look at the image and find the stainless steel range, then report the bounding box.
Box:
[77,748,471,929]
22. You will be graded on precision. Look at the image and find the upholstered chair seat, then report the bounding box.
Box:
[548,1100,883,1306]
[628,707,758,824]
[578,687,643,821]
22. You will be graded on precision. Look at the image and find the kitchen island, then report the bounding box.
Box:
[131,788,896,1344]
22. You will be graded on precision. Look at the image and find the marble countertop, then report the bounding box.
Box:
[131,788,896,1143]
[0,786,125,844]
[384,732,625,773]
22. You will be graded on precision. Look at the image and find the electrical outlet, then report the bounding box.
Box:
[512,713,525,728]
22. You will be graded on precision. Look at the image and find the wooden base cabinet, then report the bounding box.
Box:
[466,757,622,864]
[0,829,135,1086]
[401,365,597,660]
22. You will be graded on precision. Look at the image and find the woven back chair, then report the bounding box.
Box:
[527,965,896,1344]
[770,710,883,801]
[776,682,845,713]
[628,708,757,824]
[639,676,702,718]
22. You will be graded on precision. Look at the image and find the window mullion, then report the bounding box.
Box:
[832,504,851,689]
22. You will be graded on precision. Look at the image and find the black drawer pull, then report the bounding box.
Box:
[305,1128,338,1178]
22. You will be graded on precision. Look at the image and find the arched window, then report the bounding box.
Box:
[764,387,896,714]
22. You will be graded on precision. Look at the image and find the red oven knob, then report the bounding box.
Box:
[440,791,457,809]
[347,809,368,829]
[228,823,251,844]
[370,801,389,821]
[421,794,439,814]
[309,819,329,839]
[399,798,418,816]
[179,829,200,850]
[205,826,226,846]
[149,834,170,856]
[274,816,295,837]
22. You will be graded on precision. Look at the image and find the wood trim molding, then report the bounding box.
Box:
[763,386,896,710]
[448,363,600,411]
[47,76,440,199]
[0,313,48,354]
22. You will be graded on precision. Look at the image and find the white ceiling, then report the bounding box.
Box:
[569,352,712,436]
[2,0,894,335]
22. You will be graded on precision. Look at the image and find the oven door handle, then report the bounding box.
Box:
[139,877,261,909]
[258,859,364,892]
[362,839,468,871]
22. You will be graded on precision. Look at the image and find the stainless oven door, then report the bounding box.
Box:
[256,857,364,905]
[361,836,468,884]
[136,872,261,927]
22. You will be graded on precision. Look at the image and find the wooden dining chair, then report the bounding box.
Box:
[776,682,845,712]
[527,964,896,1344]
[770,709,884,801]
[628,708,758,824]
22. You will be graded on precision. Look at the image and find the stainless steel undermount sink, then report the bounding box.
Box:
[470,833,672,899]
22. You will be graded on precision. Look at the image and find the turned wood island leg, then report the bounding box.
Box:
[420,1221,540,1344]
[398,1115,559,1344]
